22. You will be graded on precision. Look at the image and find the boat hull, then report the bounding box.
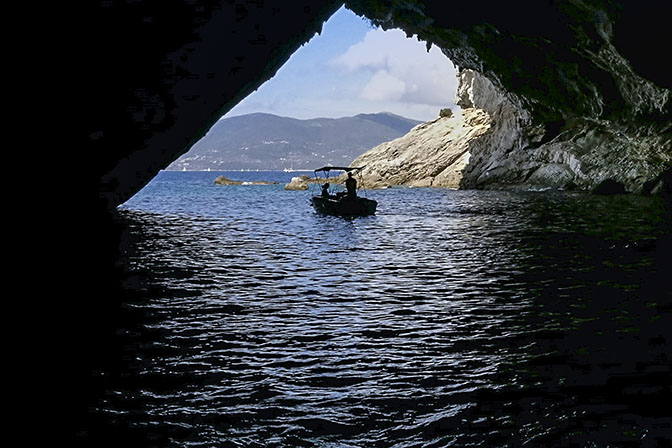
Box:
[311,196,377,217]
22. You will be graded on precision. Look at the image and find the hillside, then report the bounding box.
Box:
[166,112,422,171]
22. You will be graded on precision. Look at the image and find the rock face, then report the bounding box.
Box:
[452,68,671,193]
[354,106,491,188]
[354,68,671,193]
[345,1,671,194]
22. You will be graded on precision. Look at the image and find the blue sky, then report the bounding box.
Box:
[223,6,457,122]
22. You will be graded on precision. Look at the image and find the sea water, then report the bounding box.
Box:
[87,170,671,446]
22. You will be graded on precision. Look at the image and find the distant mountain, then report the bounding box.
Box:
[166,112,423,171]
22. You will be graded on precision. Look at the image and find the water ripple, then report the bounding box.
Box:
[91,180,672,447]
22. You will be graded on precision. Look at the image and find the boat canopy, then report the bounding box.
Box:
[313,166,364,173]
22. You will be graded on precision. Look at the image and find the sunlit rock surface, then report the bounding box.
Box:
[460,65,672,193]
[354,105,491,189]
[355,64,670,193]
[284,176,309,191]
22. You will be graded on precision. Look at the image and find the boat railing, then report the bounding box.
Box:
[310,166,371,199]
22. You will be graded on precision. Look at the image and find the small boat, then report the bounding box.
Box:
[310,166,377,217]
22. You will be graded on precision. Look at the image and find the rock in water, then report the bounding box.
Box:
[213,176,277,186]
[284,176,308,190]
[213,176,241,185]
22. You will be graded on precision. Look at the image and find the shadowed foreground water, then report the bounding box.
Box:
[84,173,671,447]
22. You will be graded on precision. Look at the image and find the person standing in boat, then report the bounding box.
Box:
[321,182,330,197]
[345,172,357,198]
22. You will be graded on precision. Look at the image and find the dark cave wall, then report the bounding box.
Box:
[87,0,342,211]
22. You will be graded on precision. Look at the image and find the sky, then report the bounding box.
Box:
[223,6,458,122]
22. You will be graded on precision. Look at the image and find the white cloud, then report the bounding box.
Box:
[330,28,457,108]
[361,70,406,101]
[330,29,393,72]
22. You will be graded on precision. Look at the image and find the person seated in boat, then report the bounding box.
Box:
[321,182,330,197]
[345,172,357,198]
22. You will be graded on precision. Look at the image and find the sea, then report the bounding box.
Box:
[86,170,672,447]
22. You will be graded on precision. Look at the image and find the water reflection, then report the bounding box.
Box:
[88,187,672,447]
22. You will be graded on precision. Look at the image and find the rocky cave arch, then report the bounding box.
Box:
[70,0,671,434]
[89,0,671,215]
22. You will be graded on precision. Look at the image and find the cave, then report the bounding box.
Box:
[86,0,671,213]
[65,0,671,444]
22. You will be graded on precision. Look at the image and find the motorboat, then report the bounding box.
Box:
[310,166,377,217]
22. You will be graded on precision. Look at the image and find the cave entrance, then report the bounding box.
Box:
[163,5,458,173]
